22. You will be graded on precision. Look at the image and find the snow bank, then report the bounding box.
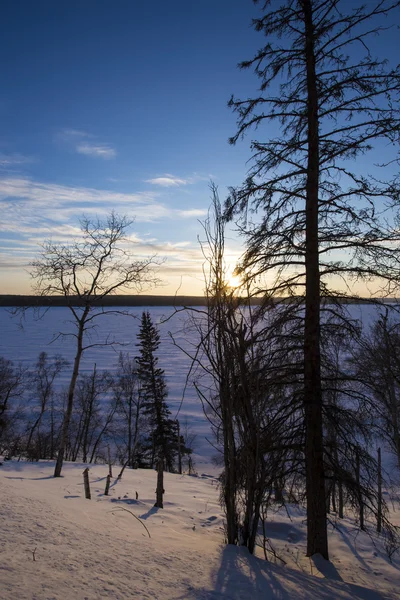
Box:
[1,460,399,599]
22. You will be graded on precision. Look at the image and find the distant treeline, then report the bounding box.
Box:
[0,294,211,307]
[0,294,391,308]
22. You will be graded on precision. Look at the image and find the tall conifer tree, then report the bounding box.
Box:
[136,312,179,506]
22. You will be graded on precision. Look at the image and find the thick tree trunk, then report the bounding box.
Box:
[303,0,328,559]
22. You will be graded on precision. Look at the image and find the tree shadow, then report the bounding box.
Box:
[339,528,376,575]
[311,554,343,581]
[89,476,107,483]
[110,498,140,506]
[139,506,159,520]
[174,545,392,600]
[4,475,54,480]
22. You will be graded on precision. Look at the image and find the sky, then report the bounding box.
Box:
[1,1,399,297]
[0,0,265,296]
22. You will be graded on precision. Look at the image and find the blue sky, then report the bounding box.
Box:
[1,1,399,297]
[0,0,263,295]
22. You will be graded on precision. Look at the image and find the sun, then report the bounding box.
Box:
[227,274,242,289]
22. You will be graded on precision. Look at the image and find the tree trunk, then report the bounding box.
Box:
[154,458,164,508]
[176,420,182,475]
[221,376,237,546]
[82,363,97,464]
[338,480,344,518]
[355,451,364,530]
[83,467,91,499]
[104,473,111,496]
[50,398,55,459]
[377,447,382,533]
[108,445,112,478]
[331,481,337,514]
[26,412,45,459]
[303,0,328,559]
[54,318,85,477]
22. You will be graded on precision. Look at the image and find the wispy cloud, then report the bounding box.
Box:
[0,175,210,292]
[145,175,188,187]
[145,172,211,188]
[57,129,117,160]
[0,177,207,230]
[61,128,91,138]
[76,143,116,159]
[0,177,161,229]
[177,209,207,218]
[0,153,36,167]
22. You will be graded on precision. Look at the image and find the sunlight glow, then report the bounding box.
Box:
[227,273,242,289]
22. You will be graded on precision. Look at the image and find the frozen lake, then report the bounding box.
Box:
[0,302,395,464]
[0,306,214,463]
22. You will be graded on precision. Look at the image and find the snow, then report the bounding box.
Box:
[1,459,399,599]
[1,304,400,598]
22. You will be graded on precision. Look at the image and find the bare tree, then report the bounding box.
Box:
[0,357,27,452]
[113,351,144,472]
[25,352,68,460]
[68,364,114,463]
[30,212,161,477]
[350,311,400,466]
[174,186,302,552]
[227,0,400,559]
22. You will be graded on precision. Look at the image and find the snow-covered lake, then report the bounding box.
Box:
[0,306,213,462]
[0,302,394,463]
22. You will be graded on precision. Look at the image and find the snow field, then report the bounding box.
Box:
[1,460,399,599]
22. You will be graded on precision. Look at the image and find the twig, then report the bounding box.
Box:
[110,507,151,538]
[32,547,37,561]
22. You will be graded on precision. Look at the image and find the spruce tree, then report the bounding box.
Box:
[136,311,178,506]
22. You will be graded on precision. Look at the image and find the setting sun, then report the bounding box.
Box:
[227,273,242,289]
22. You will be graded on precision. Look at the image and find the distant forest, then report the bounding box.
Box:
[0,295,389,308]
[0,295,209,307]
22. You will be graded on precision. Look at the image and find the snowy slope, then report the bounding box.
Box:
[1,460,399,600]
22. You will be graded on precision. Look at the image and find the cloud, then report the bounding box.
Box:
[0,153,36,167]
[76,143,117,159]
[0,176,210,293]
[56,129,116,160]
[177,209,207,218]
[0,177,207,231]
[145,172,211,188]
[60,128,91,138]
[145,176,188,187]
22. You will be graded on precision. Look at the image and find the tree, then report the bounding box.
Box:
[25,352,68,460]
[68,364,114,463]
[136,311,178,507]
[177,187,302,552]
[113,352,145,473]
[30,212,160,477]
[0,357,26,452]
[180,417,197,475]
[227,0,400,558]
[350,311,400,466]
